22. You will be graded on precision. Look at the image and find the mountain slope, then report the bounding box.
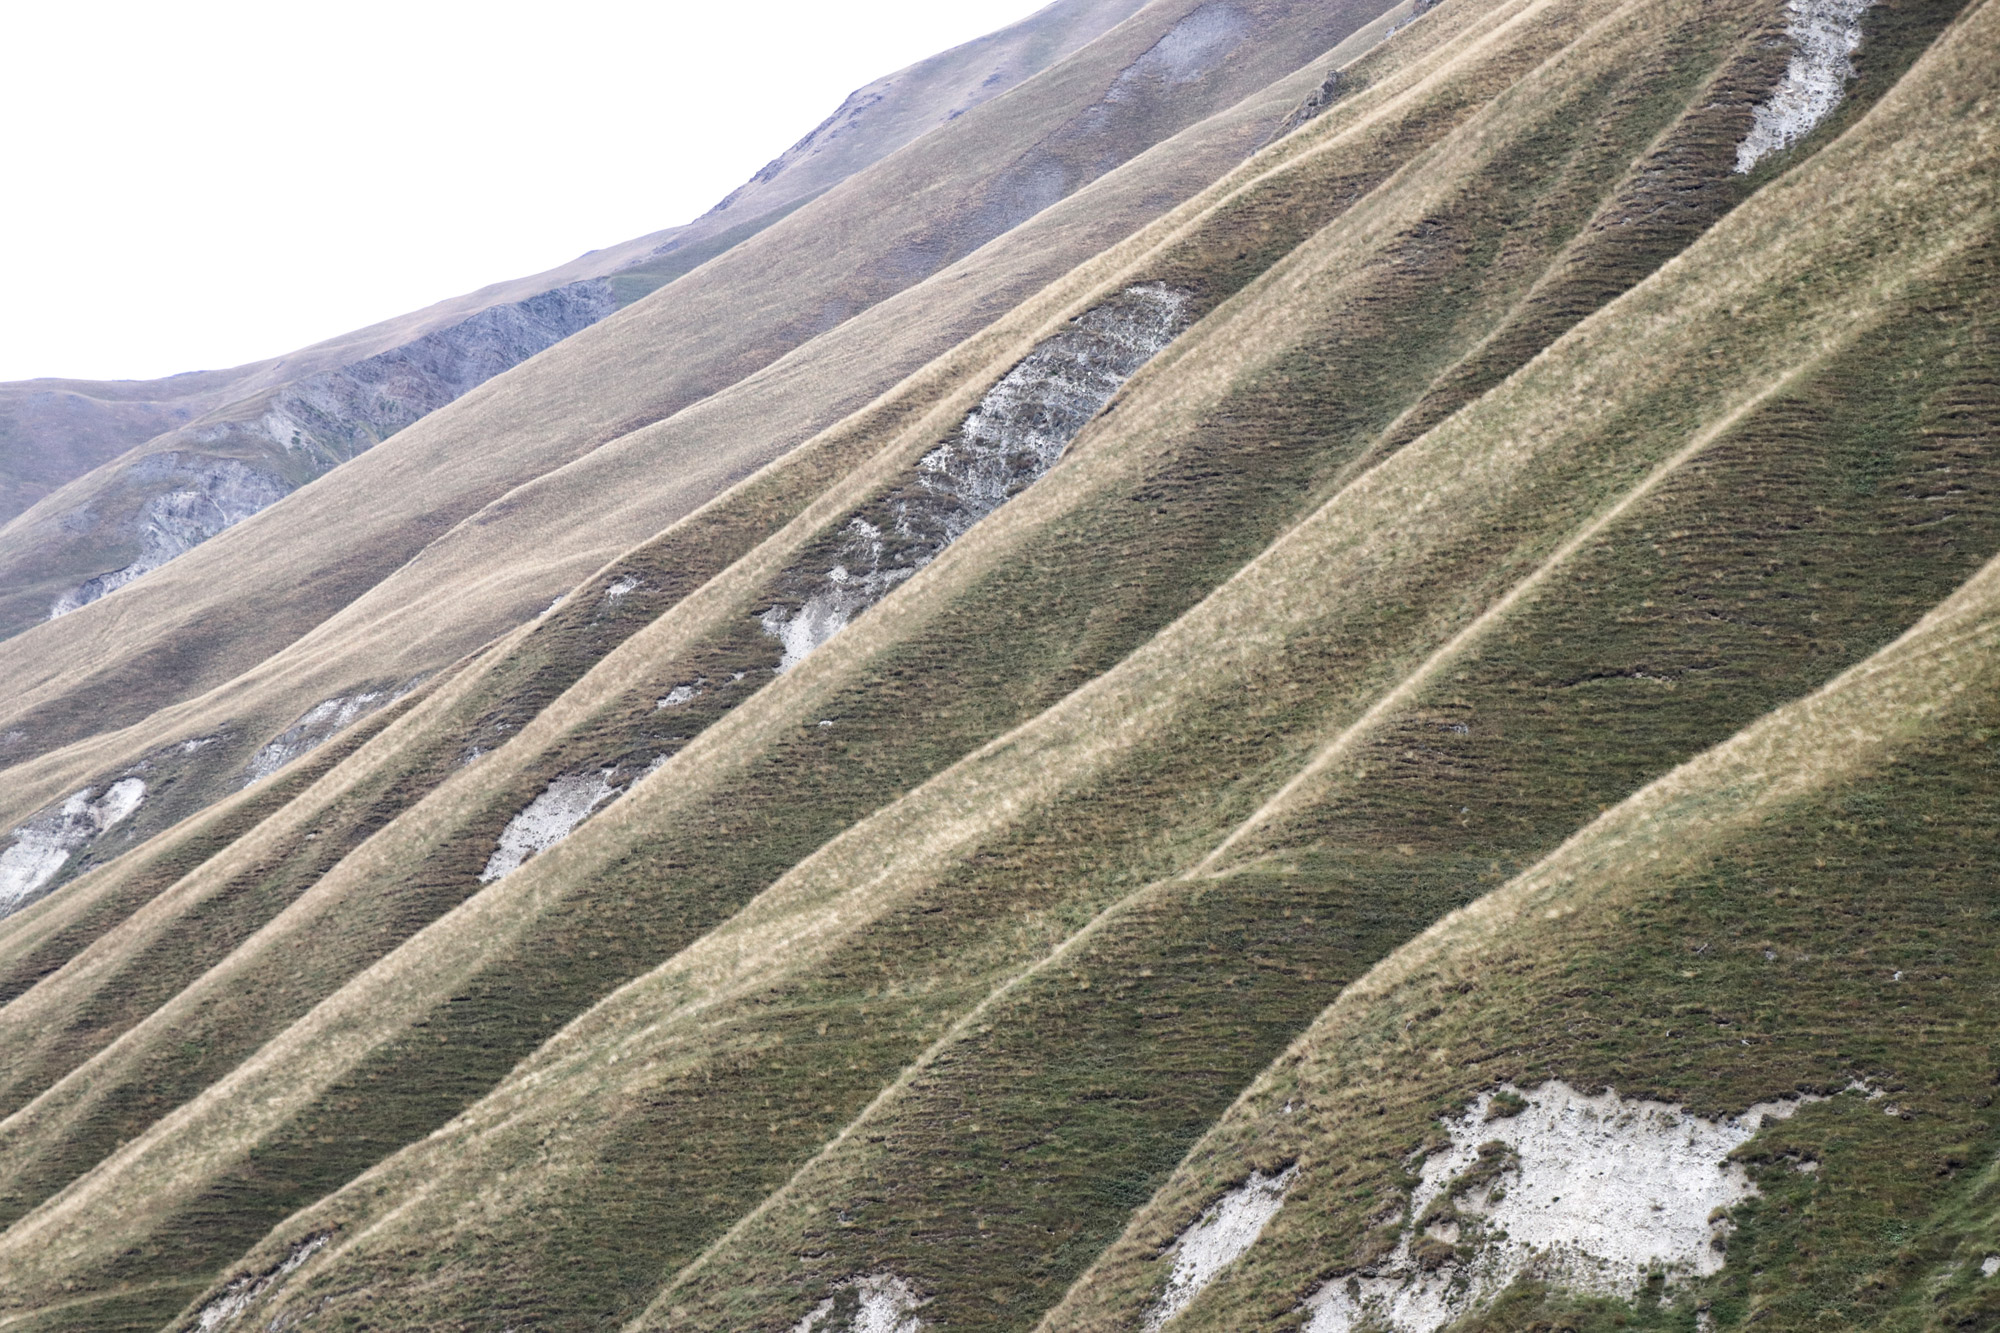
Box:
[0,1,1989,1331]
[0,0,1400,868]
[1044,509,2000,1333]
[0,0,1986,1327]
[0,0,1155,645]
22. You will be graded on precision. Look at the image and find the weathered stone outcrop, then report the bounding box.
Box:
[242,687,413,787]
[1735,0,1877,172]
[49,457,289,616]
[0,779,147,918]
[43,281,618,620]
[761,283,1195,670]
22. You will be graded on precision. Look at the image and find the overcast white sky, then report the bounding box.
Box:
[0,0,1050,383]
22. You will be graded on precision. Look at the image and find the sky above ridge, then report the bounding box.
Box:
[0,0,1050,382]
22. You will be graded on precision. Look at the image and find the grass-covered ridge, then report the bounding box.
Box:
[0,0,1987,1330]
[1046,536,2000,1333]
[7,2,1956,1329]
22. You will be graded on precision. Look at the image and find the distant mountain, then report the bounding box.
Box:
[0,0,1153,645]
[0,0,1990,1331]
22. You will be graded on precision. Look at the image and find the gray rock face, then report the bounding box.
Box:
[50,457,289,617]
[44,281,618,620]
[244,280,620,470]
[763,283,1194,671]
[1275,68,1345,139]
[242,688,409,786]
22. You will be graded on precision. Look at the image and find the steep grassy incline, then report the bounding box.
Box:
[0,0,1973,1326]
[0,0,1441,1225]
[324,15,1994,1331]
[0,0,1640,1200]
[0,0,1393,824]
[1043,520,2000,1333]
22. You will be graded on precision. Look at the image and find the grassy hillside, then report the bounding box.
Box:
[0,0,1155,646]
[164,5,1987,1328]
[1045,504,2000,1333]
[0,0,1988,1330]
[0,0,1393,828]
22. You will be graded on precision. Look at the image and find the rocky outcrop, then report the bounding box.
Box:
[49,457,289,617]
[791,1274,929,1333]
[1274,68,1345,138]
[242,688,411,786]
[0,779,147,918]
[1735,0,1877,172]
[43,282,617,620]
[479,772,622,883]
[762,284,1195,670]
[237,280,620,471]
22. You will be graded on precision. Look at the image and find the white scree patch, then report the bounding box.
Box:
[1983,1256,1999,1279]
[0,778,147,918]
[761,284,1193,674]
[193,1234,330,1330]
[1307,1082,1823,1332]
[1735,0,1877,172]
[1144,1166,1299,1330]
[479,771,620,883]
[242,682,422,787]
[792,1273,928,1333]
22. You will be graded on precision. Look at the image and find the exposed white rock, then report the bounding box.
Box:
[480,771,620,883]
[1735,0,1876,172]
[763,520,910,673]
[606,575,641,600]
[0,778,147,918]
[1306,1083,1823,1332]
[1983,1256,1999,1279]
[794,1273,928,1333]
[191,1234,329,1331]
[658,683,704,709]
[243,691,393,786]
[763,284,1193,671]
[794,1299,837,1333]
[1146,1166,1298,1330]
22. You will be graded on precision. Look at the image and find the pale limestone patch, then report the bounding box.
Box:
[1735,0,1876,172]
[479,771,620,883]
[1306,1083,1822,1332]
[1982,1256,1999,1279]
[606,575,641,600]
[243,690,395,785]
[1145,1166,1298,1330]
[0,778,146,917]
[793,1273,928,1333]
[763,284,1192,672]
